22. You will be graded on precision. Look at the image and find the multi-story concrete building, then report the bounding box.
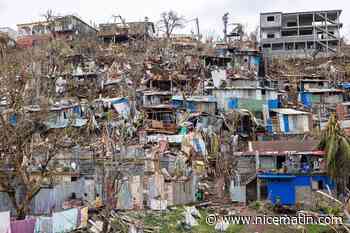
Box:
[16,15,97,48]
[260,10,342,57]
[98,21,155,43]
[17,15,97,38]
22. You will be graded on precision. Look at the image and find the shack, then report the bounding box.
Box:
[171,95,217,114]
[143,105,177,134]
[269,108,311,134]
[258,173,334,206]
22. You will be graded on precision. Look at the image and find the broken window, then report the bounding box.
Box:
[282,30,298,37]
[307,41,315,49]
[162,112,174,123]
[276,156,286,169]
[299,14,313,26]
[271,43,283,51]
[318,180,324,190]
[286,43,294,50]
[300,29,313,35]
[295,42,306,50]
[267,16,275,22]
[287,21,297,27]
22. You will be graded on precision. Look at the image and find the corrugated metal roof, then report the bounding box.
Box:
[258,174,296,179]
[251,139,320,155]
[306,88,343,93]
[171,95,217,103]
[143,104,174,109]
[143,91,172,96]
[206,86,277,91]
[272,108,309,115]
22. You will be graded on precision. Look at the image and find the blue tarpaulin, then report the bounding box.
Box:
[340,83,350,89]
[228,98,238,109]
[267,99,278,109]
[111,98,128,105]
[9,114,17,126]
[171,100,182,108]
[73,106,81,116]
[187,101,196,112]
[251,56,261,65]
[300,92,312,108]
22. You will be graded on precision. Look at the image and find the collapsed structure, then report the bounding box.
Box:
[0,8,349,233]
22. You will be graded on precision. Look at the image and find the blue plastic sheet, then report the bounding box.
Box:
[300,92,312,108]
[267,99,278,109]
[227,98,238,109]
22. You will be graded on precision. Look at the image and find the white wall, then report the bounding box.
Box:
[260,13,282,28]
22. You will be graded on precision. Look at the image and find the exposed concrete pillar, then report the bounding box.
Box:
[255,150,261,201]
[325,12,329,55]
[297,13,300,36]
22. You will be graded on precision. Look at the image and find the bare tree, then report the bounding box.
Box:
[249,26,259,49]
[0,33,10,58]
[158,10,185,38]
[0,49,67,219]
[41,9,59,39]
[0,40,78,219]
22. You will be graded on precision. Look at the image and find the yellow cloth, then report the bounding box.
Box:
[80,207,88,228]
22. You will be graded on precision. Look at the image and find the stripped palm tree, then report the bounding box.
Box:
[319,113,350,194]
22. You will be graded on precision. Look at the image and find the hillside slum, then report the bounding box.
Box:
[1,12,350,233]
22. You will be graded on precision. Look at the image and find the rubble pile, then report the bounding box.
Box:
[0,9,350,233]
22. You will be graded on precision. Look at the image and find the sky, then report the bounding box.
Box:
[0,0,349,39]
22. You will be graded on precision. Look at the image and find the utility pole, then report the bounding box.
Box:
[112,14,126,25]
[223,13,229,43]
[144,16,149,41]
[195,18,200,41]
[186,18,201,41]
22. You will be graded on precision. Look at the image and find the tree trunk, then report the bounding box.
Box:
[16,207,27,220]
[102,215,109,233]
[336,177,346,197]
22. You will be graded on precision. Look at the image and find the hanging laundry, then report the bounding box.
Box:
[117,178,133,210]
[52,208,78,233]
[0,211,11,233]
[34,216,52,233]
[79,207,88,228]
[10,218,36,233]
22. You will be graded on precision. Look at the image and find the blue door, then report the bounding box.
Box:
[283,115,290,132]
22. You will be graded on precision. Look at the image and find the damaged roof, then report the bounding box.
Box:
[272,108,310,115]
[248,138,323,155]
[171,95,217,103]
